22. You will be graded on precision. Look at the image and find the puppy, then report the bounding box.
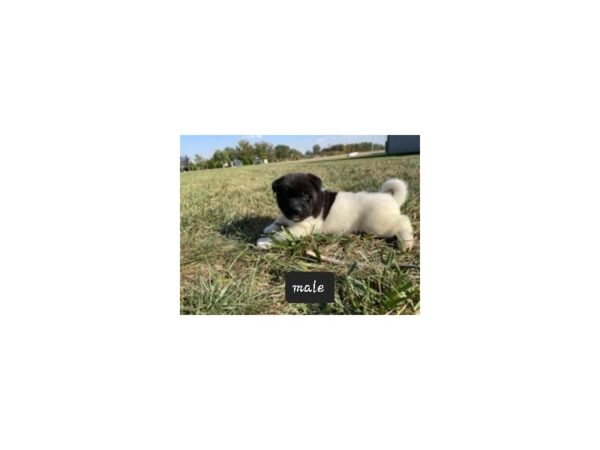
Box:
[256,173,414,250]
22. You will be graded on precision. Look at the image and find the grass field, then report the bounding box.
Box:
[180,154,420,314]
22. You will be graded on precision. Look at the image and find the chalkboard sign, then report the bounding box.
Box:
[285,272,335,303]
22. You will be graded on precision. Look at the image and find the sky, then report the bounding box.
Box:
[180,135,386,159]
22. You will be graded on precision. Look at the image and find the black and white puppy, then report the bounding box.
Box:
[256,173,414,250]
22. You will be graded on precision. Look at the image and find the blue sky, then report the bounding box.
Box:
[180,135,386,159]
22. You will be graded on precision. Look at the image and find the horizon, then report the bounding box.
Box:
[180,135,386,159]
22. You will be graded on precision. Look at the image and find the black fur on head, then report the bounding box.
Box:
[271,173,325,222]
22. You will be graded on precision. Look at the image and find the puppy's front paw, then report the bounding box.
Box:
[263,223,280,234]
[398,229,414,251]
[256,237,273,250]
[403,239,414,251]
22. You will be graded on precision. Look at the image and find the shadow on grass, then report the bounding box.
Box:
[219,215,275,244]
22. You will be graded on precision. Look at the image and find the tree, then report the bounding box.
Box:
[194,154,204,165]
[274,145,291,160]
[237,140,254,164]
[180,155,190,170]
[312,144,321,155]
[288,149,303,160]
[254,141,272,161]
[212,149,226,166]
[222,147,234,164]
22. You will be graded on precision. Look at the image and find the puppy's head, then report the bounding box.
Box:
[271,173,323,222]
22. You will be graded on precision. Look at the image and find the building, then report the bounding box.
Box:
[385,135,420,155]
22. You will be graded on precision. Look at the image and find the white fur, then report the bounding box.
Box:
[257,178,414,250]
[379,179,408,207]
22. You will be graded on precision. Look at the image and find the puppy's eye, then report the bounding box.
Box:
[302,193,310,200]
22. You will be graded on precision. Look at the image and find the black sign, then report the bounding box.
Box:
[285,272,335,303]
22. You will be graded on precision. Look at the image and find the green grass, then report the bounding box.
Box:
[180,154,420,315]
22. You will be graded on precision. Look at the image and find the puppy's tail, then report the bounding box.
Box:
[380,178,409,207]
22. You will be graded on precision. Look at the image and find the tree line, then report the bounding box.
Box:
[180,140,384,171]
[308,141,385,157]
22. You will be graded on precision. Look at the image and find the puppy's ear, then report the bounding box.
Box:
[306,173,322,191]
[272,176,284,193]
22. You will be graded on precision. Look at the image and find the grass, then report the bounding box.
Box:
[180,154,420,315]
